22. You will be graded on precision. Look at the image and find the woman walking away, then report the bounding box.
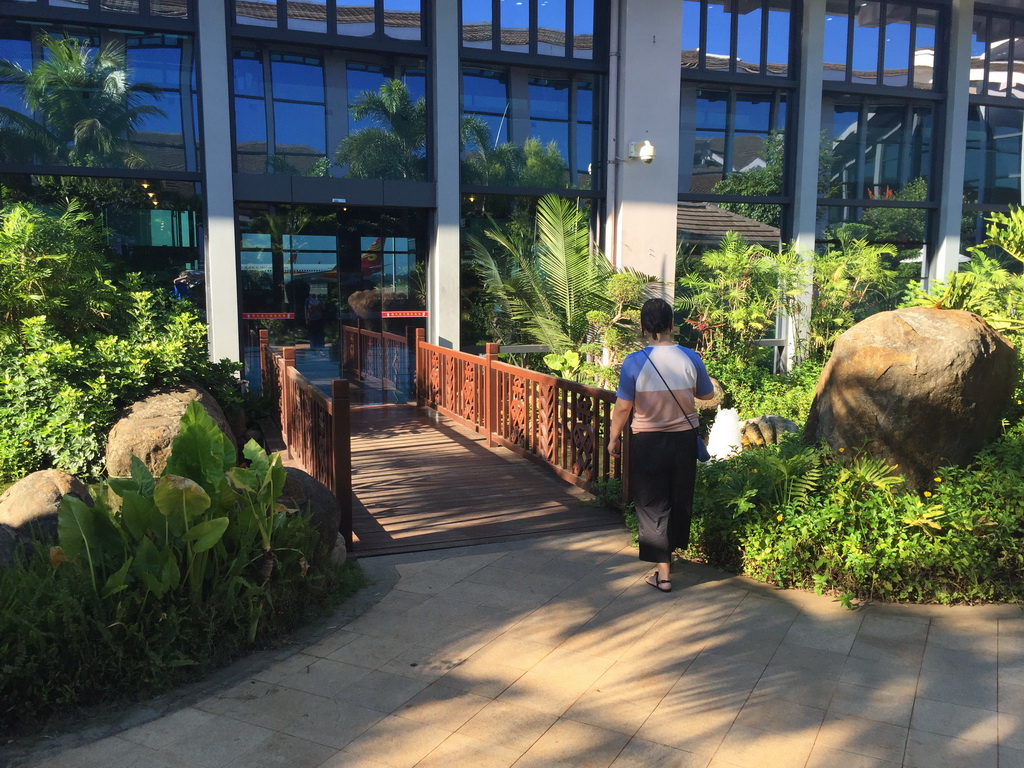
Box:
[607,298,714,593]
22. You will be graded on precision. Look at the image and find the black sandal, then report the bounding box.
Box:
[645,573,672,592]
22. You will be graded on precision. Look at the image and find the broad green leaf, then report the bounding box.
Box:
[182,517,230,553]
[130,455,155,497]
[154,474,211,521]
[101,557,133,598]
[57,494,123,567]
[133,536,168,598]
[164,401,237,494]
[243,439,272,478]
[120,491,159,540]
[226,466,260,493]
[107,477,139,498]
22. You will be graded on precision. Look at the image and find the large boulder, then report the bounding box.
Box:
[279,467,342,555]
[0,470,92,568]
[804,307,1016,488]
[106,386,238,478]
[740,415,798,448]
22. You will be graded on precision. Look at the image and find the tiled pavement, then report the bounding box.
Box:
[11,528,1024,768]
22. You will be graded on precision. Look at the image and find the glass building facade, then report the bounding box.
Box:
[0,0,1019,401]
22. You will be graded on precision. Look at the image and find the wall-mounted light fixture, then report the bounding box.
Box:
[627,140,656,164]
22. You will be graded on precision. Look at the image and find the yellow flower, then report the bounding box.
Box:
[838,447,845,453]
[934,477,942,483]
[923,491,932,498]
[776,514,783,521]
[752,469,758,473]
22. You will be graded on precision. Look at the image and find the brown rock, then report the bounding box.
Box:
[0,470,92,568]
[740,415,798,447]
[804,307,1016,488]
[106,386,238,478]
[695,376,725,410]
[279,467,341,555]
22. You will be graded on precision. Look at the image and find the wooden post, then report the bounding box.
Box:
[258,329,269,393]
[415,328,426,407]
[484,342,499,447]
[282,346,296,459]
[332,379,353,551]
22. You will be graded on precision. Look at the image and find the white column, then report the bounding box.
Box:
[429,0,462,349]
[931,0,975,285]
[196,0,240,362]
[607,0,682,292]
[784,0,827,367]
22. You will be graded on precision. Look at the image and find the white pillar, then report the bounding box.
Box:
[429,0,462,349]
[607,0,682,292]
[931,0,975,285]
[784,0,827,367]
[196,0,240,362]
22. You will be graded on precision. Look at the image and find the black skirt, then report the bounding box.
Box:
[629,430,699,563]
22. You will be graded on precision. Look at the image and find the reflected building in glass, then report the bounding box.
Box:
[0,0,1019,400]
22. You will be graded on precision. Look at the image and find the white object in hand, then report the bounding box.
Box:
[706,408,742,460]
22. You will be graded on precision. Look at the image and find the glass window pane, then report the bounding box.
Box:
[823,0,849,80]
[852,2,881,84]
[462,0,492,48]
[882,4,911,87]
[0,33,33,118]
[529,77,570,121]
[736,5,762,75]
[347,63,389,132]
[385,0,421,41]
[705,1,732,69]
[288,0,327,33]
[914,8,937,90]
[979,106,1023,205]
[696,90,728,130]
[573,0,594,59]
[236,97,268,146]
[274,101,326,153]
[271,56,324,104]
[969,15,988,95]
[101,0,139,11]
[238,0,278,27]
[127,39,182,88]
[1013,21,1024,99]
[733,93,771,133]
[234,54,265,98]
[338,0,375,37]
[500,0,530,53]
[538,0,567,57]
[576,80,593,185]
[682,0,701,66]
[766,1,790,76]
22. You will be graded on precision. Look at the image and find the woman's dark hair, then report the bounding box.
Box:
[640,298,674,336]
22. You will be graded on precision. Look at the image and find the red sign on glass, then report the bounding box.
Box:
[242,312,296,320]
[381,311,429,319]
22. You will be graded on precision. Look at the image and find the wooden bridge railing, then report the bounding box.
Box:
[259,330,353,549]
[414,328,631,497]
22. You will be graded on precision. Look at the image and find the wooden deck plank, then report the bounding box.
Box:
[349,406,625,557]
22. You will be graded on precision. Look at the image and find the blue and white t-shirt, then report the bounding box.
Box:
[616,346,713,433]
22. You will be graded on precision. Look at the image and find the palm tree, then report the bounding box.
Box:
[469,194,632,354]
[0,33,164,168]
[334,79,427,180]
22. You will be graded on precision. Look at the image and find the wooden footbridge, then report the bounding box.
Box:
[259,331,629,557]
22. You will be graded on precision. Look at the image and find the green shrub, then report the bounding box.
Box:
[703,347,822,424]
[0,404,366,734]
[688,422,1024,606]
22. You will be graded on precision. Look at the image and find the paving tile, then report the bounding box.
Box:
[272,657,373,700]
[27,737,148,768]
[670,651,767,700]
[814,711,909,764]
[710,723,815,768]
[926,618,999,653]
[563,660,681,735]
[502,600,602,646]
[118,707,215,750]
[207,685,385,749]
[909,697,998,743]
[439,653,526,698]
[902,728,998,768]
[331,669,430,714]
[438,578,552,612]
[733,692,826,733]
[514,717,631,768]
[252,652,322,685]
[839,655,920,694]
[916,667,997,711]
[634,690,746,756]
[609,737,709,768]
[393,681,490,730]
[557,594,669,660]
[158,714,276,767]
[467,634,555,671]
[221,732,335,768]
[497,647,615,716]
[768,641,849,679]
[301,629,362,660]
[317,749,392,767]
[781,613,862,655]
[827,681,915,727]
[338,714,450,768]
[1002,680,1024,715]
[1000,746,1024,768]
[412,732,521,768]
[324,632,419,669]
[1000,712,1024,751]
[402,594,524,632]
[751,665,839,710]
[466,564,573,599]
[457,698,559,752]
[804,743,901,768]
[393,552,506,595]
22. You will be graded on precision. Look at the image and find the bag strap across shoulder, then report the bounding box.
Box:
[641,348,699,431]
